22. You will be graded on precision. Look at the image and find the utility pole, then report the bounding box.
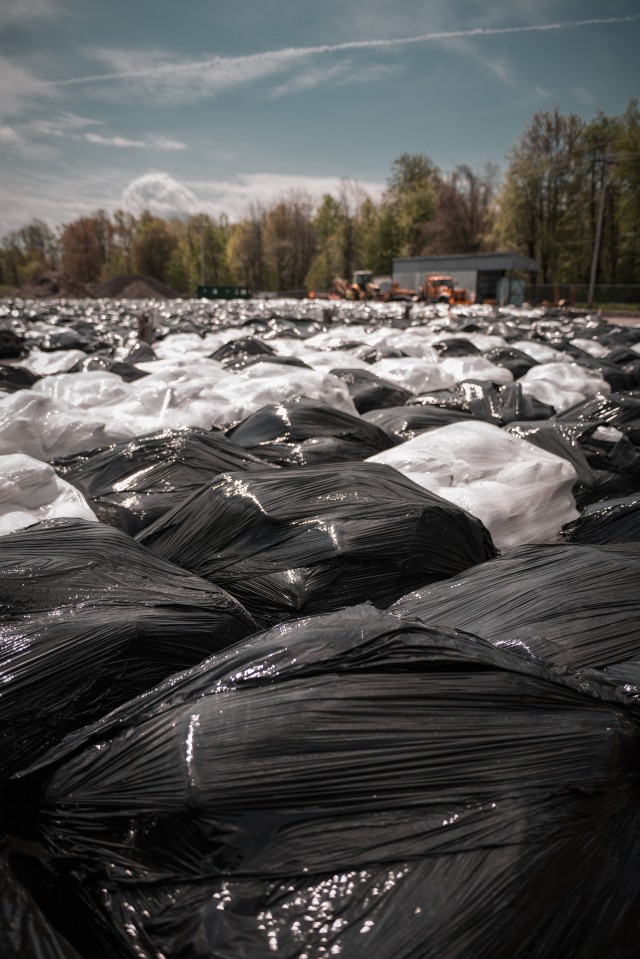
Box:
[587,154,612,310]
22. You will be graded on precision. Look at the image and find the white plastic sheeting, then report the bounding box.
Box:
[0,362,359,459]
[370,358,457,393]
[439,356,514,385]
[22,349,88,376]
[367,421,578,550]
[0,392,131,460]
[519,362,610,413]
[0,452,97,535]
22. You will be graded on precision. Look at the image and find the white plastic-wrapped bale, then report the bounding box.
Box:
[519,362,610,413]
[438,356,514,385]
[0,453,96,535]
[0,392,131,459]
[367,421,578,550]
[22,349,89,376]
[370,358,457,393]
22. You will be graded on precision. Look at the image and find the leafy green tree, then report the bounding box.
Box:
[492,108,586,284]
[611,98,640,285]
[226,203,270,290]
[60,217,104,283]
[132,218,178,283]
[385,153,438,256]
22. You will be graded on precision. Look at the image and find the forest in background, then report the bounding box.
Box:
[1,101,638,299]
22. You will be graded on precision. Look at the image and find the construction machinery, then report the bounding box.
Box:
[333,271,415,302]
[421,274,474,305]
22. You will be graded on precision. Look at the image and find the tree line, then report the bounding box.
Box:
[1,100,638,297]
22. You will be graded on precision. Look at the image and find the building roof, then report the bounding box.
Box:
[393,252,539,272]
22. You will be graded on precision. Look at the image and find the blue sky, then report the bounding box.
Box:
[0,0,638,235]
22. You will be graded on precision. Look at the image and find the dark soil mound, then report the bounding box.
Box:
[90,274,179,299]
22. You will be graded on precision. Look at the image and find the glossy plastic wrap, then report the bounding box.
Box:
[0,364,40,394]
[482,346,539,379]
[0,853,82,959]
[363,405,475,439]
[408,381,555,424]
[519,362,611,412]
[22,349,89,376]
[137,462,497,626]
[32,370,130,408]
[329,367,415,413]
[556,391,640,440]
[392,543,640,700]
[53,427,272,534]
[227,365,359,418]
[6,605,640,959]
[0,453,97,535]
[505,421,595,489]
[367,421,579,550]
[67,354,149,381]
[562,495,640,544]
[0,518,255,777]
[438,355,514,385]
[0,391,130,460]
[370,357,457,393]
[209,335,277,368]
[225,399,400,466]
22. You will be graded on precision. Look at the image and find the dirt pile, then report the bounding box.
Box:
[90,275,179,299]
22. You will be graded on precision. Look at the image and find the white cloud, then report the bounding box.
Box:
[0,120,58,160]
[122,172,199,216]
[0,166,124,236]
[52,16,639,104]
[85,132,146,148]
[0,0,60,26]
[0,55,55,118]
[26,112,103,137]
[0,124,21,144]
[84,132,187,151]
[149,135,186,151]
[119,170,385,222]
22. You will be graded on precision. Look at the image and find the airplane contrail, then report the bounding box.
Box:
[52,16,640,87]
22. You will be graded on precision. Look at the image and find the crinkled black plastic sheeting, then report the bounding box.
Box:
[137,461,498,627]
[0,518,256,778]
[5,605,640,959]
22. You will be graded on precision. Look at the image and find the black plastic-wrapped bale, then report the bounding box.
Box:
[562,495,640,545]
[5,605,640,959]
[482,346,539,380]
[363,405,476,439]
[137,462,497,626]
[431,337,482,357]
[53,428,272,535]
[408,381,555,423]
[506,421,595,488]
[225,399,400,466]
[392,543,640,700]
[67,354,149,382]
[0,518,255,778]
[0,364,40,394]
[329,367,415,413]
[556,391,640,442]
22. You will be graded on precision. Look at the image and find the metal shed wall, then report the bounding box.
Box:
[393,252,539,295]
